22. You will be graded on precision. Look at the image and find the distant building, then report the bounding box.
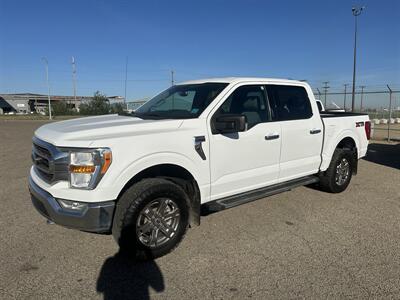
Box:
[0,93,123,114]
[127,98,149,111]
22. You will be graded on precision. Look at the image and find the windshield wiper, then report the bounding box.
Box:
[118,111,144,119]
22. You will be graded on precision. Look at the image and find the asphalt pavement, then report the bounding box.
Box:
[0,120,399,299]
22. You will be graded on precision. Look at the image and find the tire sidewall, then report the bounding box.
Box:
[329,149,354,193]
[113,179,189,260]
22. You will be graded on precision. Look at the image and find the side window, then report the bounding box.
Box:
[267,85,313,121]
[215,85,269,129]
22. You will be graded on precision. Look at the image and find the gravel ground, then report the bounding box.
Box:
[0,120,399,299]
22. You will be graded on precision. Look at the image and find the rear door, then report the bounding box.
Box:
[208,84,281,201]
[266,84,323,182]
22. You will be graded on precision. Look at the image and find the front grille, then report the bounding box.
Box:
[33,143,51,159]
[32,142,53,182]
[32,137,69,184]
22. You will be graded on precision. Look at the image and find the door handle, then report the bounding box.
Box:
[265,133,280,140]
[310,129,321,134]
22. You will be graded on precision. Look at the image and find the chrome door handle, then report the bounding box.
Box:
[310,129,321,134]
[265,133,280,140]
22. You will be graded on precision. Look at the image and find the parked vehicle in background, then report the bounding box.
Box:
[29,77,370,259]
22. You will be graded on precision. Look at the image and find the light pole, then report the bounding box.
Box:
[72,56,77,110]
[124,56,128,110]
[351,6,365,112]
[343,83,349,111]
[42,57,52,120]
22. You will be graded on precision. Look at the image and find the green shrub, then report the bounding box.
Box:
[79,91,110,115]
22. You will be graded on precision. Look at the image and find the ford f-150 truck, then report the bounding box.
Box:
[29,78,371,259]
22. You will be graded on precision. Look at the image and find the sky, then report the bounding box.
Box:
[0,0,399,108]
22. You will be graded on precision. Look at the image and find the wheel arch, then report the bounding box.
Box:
[321,132,359,174]
[117,163,201,227]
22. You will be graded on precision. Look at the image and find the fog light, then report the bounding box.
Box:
[58,199,88,213]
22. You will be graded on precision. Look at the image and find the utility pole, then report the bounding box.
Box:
[322,81,329,107]
[171,70,175,86]
[316,88,322,100]
[360,85,366,112]
[387,85,393,142]
[351,6,365,112]
[124,57,129,110]
[41,57,52,120]
[343,84,349,111]
[71,56,77,110]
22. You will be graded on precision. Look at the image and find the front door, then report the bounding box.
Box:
[208,84,282,201]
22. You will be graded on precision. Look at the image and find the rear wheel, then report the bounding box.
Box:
[112,178,189,260]
[319,148,354,193]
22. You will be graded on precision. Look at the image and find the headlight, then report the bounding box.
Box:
[69,149,112,189]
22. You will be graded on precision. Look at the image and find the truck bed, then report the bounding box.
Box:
[319,112,370,172]
[320,111,369,118]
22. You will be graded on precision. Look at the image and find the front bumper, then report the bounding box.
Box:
[28,176,115,233]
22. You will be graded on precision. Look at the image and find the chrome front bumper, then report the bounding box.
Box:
[28,176,115,233]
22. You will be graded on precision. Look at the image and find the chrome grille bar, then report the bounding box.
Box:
[32,137,69,184]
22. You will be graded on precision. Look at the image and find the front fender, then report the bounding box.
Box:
[113,152,205,200]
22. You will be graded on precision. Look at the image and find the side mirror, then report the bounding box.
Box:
[316,100,324,112]
[214,114,247,134]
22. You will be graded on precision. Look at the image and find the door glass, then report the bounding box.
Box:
[215,85,269,129]
[267,85,313,121]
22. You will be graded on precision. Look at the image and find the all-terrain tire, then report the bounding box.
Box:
[112,178,189,260]
[319,148,354,193]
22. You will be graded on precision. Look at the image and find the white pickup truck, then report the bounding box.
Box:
[29,77,370,259]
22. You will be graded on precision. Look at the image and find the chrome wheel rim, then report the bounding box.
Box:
[335,158,350,186]
[136,198,180,248]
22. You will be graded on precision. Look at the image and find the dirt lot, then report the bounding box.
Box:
[372,123,400,141]
[0,120,399,299]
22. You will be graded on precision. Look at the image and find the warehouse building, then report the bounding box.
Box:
[0,93,123,114]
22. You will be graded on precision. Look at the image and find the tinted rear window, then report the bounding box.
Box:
[267,85,313,121]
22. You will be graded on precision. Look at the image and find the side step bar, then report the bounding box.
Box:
[203,175,319,213]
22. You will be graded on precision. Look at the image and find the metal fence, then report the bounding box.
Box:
[312,87,400,141]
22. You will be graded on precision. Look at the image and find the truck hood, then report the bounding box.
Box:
[34,114,184,147]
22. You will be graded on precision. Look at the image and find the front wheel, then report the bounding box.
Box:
[112,178,189,260]
[319,148,354,193]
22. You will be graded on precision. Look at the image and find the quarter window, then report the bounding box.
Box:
[267,85,313,121]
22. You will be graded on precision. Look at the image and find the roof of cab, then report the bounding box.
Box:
[178,77,306,85]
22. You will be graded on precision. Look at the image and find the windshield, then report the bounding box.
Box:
[135,83,228,119]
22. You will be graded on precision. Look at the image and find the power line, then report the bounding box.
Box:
[171,70,175,86]
[322,81,330,106]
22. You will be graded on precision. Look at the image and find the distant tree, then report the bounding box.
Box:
[44,101,74,116]
[79,91,110,115]
[110,102,125,114]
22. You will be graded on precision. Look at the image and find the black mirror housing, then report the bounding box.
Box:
[214,114,247,134]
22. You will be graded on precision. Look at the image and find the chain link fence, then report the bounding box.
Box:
[312,88,400,141]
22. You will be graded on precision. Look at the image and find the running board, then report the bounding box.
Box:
[203,175,319,213]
